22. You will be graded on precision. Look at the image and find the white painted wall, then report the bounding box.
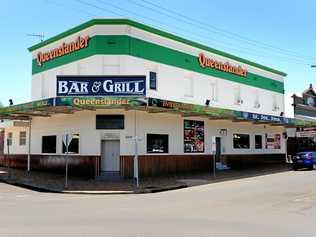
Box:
[30,23,285,116]
[4,126,29,154]
[32,55,285,116]
[3,109,285,155]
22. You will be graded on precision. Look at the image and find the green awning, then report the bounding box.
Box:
[0,96,315,128]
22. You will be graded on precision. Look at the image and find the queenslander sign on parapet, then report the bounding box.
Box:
[56,76,146,96]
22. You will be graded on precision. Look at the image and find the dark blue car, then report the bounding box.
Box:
[292,151,316,170]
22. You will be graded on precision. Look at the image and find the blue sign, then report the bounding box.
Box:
[240,112,290,124]
[56,76,146,96]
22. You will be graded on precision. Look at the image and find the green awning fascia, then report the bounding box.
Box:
[1,96,315,127]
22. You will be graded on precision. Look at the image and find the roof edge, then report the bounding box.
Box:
[27,18,287,77]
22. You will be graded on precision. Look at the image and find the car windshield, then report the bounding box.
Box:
[297,152,316,158]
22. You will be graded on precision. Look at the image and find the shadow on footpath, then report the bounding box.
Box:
[0,164,294,194]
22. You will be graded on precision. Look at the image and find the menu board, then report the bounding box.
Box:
[184,120,205,153]
[265,134,281,149]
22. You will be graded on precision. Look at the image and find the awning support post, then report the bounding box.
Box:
[27,118,32,172]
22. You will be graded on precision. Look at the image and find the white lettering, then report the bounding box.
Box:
[58,81,69,94]
[103,80,113,92]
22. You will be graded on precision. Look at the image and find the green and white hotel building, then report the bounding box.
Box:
[0,19,298,178]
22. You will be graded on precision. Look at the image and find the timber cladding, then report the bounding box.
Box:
[120,154,286,178]
[225,154,286,169]
[120,155,213,178]
[0,154,99,178]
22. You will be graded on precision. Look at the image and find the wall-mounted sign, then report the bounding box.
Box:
[184,120,205,153]
[265,134,281,149]
[36,36,90,66]
[57,76,146,97]
[149,98,194,110]
[148,98,234,118]
[239,111,290,124]
[55,96,147,107]
[198,53,247,77]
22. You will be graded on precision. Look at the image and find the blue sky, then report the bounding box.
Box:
[1,0,316,106]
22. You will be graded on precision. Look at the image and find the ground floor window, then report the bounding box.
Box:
[62,134,80,154]
[184,120,205,153]
[42,135,56,153]
[233,134,250,149]
[19,131,27,146]
[147,134,169,153]
[255,135,263,149]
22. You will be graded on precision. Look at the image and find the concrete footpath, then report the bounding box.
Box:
[0,164,291,194]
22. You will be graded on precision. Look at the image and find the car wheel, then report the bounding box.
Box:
[309,165,314,170]
[293,165,298,171]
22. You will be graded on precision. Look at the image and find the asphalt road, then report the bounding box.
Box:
[1,170,316,237]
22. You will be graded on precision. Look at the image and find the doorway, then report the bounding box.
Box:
[215,137,221,162]
[101,140,120,172]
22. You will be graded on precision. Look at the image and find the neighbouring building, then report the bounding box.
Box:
[0,19,304,179]
[287,84,316,155]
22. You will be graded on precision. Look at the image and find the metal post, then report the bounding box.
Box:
[65,135,69,189]
[213,152,216,179]
[134,110,139,187]
[6,138,10,178]
[27,119,32,172]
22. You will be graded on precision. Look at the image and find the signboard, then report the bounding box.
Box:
[57,76,146,97]
[184,120,205,153]
[198,53,247,77]
[0,98,54,115]
[238,111,290,124]
[37,36,90,66]
[296,128,316,138]
[148,98,234,118]
[265,134,281,149]
[55,96,148,107]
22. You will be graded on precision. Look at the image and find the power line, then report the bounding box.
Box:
[88,0,313,66]
[61,0,311,66]
[137,0,316,62]
[127,0,313,65]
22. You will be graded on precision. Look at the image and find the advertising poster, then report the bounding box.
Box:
[265,134,281,149]
[184,120,205,153]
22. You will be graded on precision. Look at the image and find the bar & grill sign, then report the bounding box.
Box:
[57,76,146,96]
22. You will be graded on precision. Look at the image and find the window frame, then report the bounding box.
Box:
[19,131,27,146]
[146,133,169,154]
[149,71,157,90]
[41,135,57,154]
[233,133,250,149]
[254,134,263,149]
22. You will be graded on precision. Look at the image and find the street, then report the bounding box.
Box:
[0,170,316,237]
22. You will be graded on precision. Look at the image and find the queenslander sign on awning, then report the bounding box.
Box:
[57,76,146,96]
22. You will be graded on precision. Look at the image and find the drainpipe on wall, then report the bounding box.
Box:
[27,118,32,172]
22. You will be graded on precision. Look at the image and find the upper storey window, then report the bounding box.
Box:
[184,75,194,97]
[149,71,157,90]
[234,86,243,105]
[210,80,218,102]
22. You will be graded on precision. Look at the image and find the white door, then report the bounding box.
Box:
[101,140,120,172]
